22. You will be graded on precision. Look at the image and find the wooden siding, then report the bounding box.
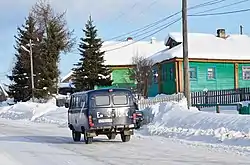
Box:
[188,62,235,91]
[111,68,134,84]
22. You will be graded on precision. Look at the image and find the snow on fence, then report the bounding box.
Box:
[137,93,184,110]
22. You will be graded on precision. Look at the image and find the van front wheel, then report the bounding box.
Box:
[72,131,81,142]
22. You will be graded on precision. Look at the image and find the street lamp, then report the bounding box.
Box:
[21,39,35,102]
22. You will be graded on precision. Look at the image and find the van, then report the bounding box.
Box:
[65,88,137,144]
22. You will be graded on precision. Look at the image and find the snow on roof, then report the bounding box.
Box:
[101,39,166,65]
[61,39,166,82]
[61,71,73,83]
[151,32,250,64]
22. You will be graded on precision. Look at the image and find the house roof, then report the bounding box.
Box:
[150,32,250,64]
[101,39,166,65]
[61,38,166,82]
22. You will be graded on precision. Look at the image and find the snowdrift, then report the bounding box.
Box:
[0,99,68,127]
[140,99,250,147]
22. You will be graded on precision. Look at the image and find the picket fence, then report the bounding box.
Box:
[136,93,185,110]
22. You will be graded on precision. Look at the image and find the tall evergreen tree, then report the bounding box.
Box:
[31,1,75,95]
[72,16,112,91]
[8,15,42,101]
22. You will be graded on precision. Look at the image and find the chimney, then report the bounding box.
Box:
[150,37,156,44]
[217,29,226,38]
[126,37,133,41]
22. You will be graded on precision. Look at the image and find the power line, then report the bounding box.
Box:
[192,0,250,15]
[111,0,144,22]
[104,18,181,52]
[189,7,250,16]
[106,0,226,41]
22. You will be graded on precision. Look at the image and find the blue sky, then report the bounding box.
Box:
[0,0,250,85]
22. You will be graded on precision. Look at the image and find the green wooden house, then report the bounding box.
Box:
[148,29,250,97]
[61,38,165,90]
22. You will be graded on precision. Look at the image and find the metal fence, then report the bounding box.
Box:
[137,93,185,110]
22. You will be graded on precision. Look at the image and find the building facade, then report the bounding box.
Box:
[148,29,250,97]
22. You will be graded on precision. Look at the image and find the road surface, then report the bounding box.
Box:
[0,118,249,165]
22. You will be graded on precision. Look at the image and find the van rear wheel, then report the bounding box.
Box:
[72,131,81,142]
[84,131,93,144]
[121,133,130,142]
[107,133,116,140]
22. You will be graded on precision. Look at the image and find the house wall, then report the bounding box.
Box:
[188,62,235,91]
[148,65,159,97]
[238,63,250,88]
[161,62,176,94]
[111,68,135,88]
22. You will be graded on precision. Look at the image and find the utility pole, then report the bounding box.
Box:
[29,39,35,102]
[240,25,243,35]
[182,0,191,109]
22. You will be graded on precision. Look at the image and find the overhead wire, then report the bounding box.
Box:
[105,0,227,41]
[104,18,181,52]
[189,7,250,16]
[191,0,250,15]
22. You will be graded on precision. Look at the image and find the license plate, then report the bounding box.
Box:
[98,118,112,123]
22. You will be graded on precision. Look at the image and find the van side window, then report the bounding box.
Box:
[70,96,74,108]
[113,95,128,105]
[80,95,86,108]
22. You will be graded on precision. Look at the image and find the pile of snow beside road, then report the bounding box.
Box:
[141,99,250,147]
[0,99,68,127]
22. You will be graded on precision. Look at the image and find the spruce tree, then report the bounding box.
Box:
[72,16,112,91]
[8,15,42,101]
[31,1,75,95]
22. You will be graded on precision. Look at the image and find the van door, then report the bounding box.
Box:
[111,92,134,126]
[90,94,113,127]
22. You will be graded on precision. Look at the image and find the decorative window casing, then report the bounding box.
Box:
[242,66,250,80]
[189,67,197,80]
[207,67,216,80]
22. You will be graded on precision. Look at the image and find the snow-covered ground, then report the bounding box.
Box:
[2,97,250,164]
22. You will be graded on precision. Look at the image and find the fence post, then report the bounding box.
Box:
[216,105,220,113]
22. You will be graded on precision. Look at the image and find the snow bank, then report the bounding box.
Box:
[141,99,250,147]
[0,99,68,127]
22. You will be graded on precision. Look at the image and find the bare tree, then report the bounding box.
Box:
[129,54,154,98]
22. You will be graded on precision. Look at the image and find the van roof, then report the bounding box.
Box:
[71,88,132,96]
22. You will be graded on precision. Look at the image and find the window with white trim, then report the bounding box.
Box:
[189,67,197,79]
[242,66,250,80]
[207,67,216,80]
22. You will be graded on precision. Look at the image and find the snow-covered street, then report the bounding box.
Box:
[0,118,249,165]
[2,98,250,164]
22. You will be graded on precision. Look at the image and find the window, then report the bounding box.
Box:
[189,67,197,80]
[153,70,158,83]
[113,95,128,105]
[95,95,110,106]
[162,67,167,81]
[169,68,174,80]
[242,66,250,80]
[207,67,216,80]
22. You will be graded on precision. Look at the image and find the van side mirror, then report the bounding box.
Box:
[65,102,69,108]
